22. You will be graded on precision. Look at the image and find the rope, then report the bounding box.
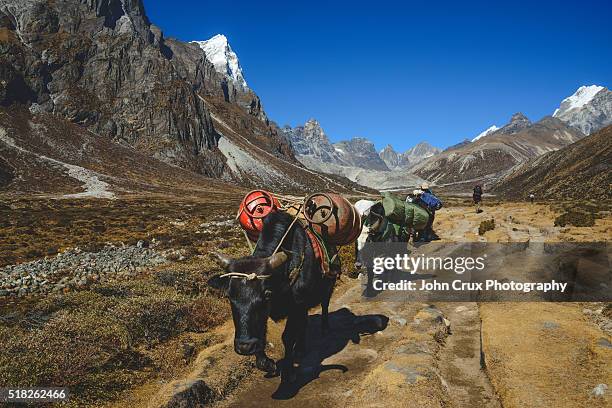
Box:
[242,229,254,253]
[219,272,271,280]
[271,203,302,256]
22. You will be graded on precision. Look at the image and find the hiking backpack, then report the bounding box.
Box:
[420,192,443,211]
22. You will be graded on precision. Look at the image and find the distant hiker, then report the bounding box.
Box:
[529,193,535,204]
[414,183,442,242]
[473,185,483,213]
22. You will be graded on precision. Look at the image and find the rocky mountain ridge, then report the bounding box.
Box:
[412,113,585,190]
[282,119,389,171]
[552,85,612,135]
[282,119,436,189]
[379,142,441,170]
[284,120,440,171]
[0,0,366,194]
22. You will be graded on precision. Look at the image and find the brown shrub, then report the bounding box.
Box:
[478,219,495,235]
[554,211,595,227]
[0,309,129,388]
[186,296,229,332]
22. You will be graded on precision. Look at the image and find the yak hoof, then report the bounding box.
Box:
[256,356,276,373]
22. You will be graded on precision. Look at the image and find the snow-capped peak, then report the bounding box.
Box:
[553,85,604,117]
[192,34,248,90]
[472,125,499,142]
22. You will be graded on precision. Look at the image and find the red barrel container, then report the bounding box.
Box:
[303,193,362,245]
[237,190,281,242]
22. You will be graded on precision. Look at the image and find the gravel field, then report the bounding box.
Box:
[0,243,167,297]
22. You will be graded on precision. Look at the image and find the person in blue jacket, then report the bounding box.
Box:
[415,182,441,242]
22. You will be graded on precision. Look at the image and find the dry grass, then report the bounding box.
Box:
[0,196,245,405]
[0,261,235,406]
[0,196,242,267]
[552,200,610,228]
[0,195,359,406]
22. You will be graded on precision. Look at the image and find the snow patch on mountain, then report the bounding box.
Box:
[472,125,499,142]
[553,85,604,116]
[192,34,248,89]
[552,85,611,135]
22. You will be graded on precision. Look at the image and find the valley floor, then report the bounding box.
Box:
[0,197,610,407]
[139,201,611,408]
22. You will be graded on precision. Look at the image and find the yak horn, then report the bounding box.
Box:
[267,252,288,269]
[212,252,232,270]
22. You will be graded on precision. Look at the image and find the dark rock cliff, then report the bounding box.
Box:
[0,0,289,179]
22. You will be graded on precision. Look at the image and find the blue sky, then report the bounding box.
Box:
[145,0,611,150]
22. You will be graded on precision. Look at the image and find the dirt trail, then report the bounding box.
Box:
[144,203,610,408]
[438,302,500,408]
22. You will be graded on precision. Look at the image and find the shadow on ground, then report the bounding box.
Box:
[271,307,389,400]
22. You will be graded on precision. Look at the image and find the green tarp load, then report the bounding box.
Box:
[380,192,429,231]
[405,202,429,231]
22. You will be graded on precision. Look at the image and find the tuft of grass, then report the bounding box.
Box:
[478,219,495,235]
[554,210,595,227]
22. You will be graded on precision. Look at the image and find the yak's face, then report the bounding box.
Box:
[209,252,287,356]
[364,203,385,233]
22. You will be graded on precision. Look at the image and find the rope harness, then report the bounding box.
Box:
[219,272,271,280]
[234,193,346,286]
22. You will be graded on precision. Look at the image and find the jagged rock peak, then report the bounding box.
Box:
[281,119,337,162]
[496,112,531,135]
[379,144,399,168]
[510,112,530,123]
[552,85,611,135]
[192,34,248,90]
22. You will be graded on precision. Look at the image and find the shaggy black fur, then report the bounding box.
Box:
[209,211,338,383]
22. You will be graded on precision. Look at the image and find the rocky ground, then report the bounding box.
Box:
[0,243,166,297]
[133,201,610,408]
[0,197,609,407]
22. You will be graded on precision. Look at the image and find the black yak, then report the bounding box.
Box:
[209,211,337,383]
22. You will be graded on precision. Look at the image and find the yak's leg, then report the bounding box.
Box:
[255,350,276,374]
[321,276,336,335]
[281,307,307,383]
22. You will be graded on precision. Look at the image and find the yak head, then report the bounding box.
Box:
[355,202,386,269]
[209,252,288,356]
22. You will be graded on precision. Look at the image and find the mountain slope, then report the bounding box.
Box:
[0,0,364,193]
[494,125,612,200]
[412,113,585,189]
[553,85,612,135]
[0,106,240,197]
